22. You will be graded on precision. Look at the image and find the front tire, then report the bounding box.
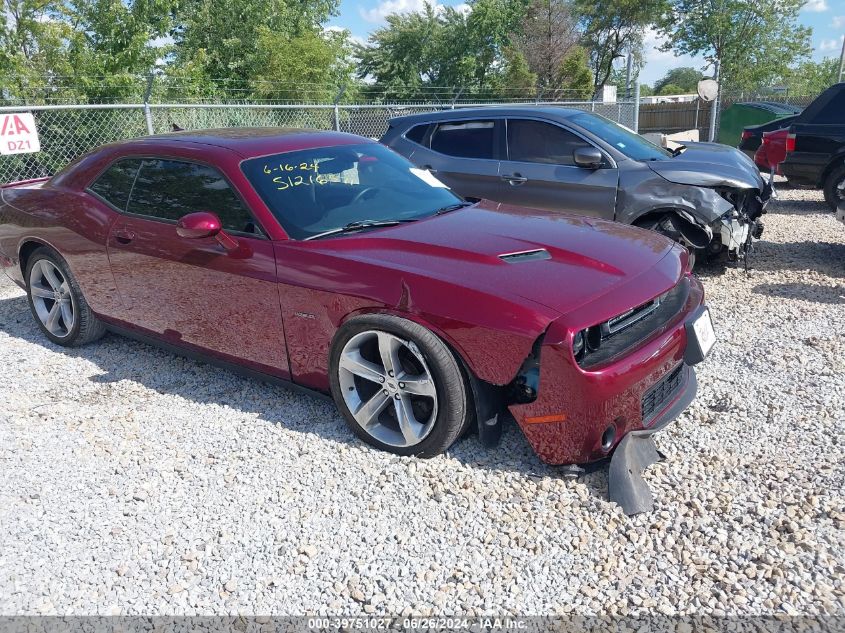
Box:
[329,314,472,458]
[635,214,699,268]
[823,165,845,212]
[25,246,106,347]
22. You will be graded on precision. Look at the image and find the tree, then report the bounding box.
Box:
[572,0,662,95]
[356,0,526,100]
[515,0,579,90]
[1,0,173,103]
[493,46,537,98]
[653,66,702,94]
[170,0,344,100]
[556,46,592,98]
[773,57,840,95]
[657,0,812,92]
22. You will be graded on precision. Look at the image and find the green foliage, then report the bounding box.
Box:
[556,46,592,98]
[572,0,661,94]
[169,0,350,101]
[653,67,702,94]
[657,0,812,92]
[494,47,538,98]
[773,57,840,96]
[356,0,527,100]
[1,0,173,103]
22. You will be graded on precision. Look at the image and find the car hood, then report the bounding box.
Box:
[310,201,681,316]
[646,142,766,190]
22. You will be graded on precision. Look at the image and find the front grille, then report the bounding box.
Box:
[579,277,690,369]
[641,364,685,424]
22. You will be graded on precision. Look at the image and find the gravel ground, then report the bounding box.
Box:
[0,183,843,617]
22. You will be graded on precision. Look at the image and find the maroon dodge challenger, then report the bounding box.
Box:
[0,128,716,514]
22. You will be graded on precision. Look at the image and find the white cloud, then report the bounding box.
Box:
[359,0,439,23]
[803,0,828,12]
[818,35,844,51]
[454,3,471,15]
[833,15,845,27]
[638,27,707,86]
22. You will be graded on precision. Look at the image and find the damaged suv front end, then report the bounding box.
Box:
[618,141,771,264]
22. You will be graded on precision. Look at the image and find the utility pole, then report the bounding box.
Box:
[626,48,633,99]
[839,35,844,83]
[708,58,721,143]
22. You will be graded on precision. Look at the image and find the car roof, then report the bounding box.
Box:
[125,127,374,159]
[388,106,586,127]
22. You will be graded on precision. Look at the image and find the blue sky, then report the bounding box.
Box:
[327,0,845,86]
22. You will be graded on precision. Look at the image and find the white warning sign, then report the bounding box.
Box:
[0,113,41,155]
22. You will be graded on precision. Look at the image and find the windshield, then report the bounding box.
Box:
[241,143,463,240]
[569,112,672,161]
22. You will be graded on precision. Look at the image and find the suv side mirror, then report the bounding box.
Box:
[573,146,604,169]
[177,212,222,239]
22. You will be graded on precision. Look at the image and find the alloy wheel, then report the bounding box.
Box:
[29,259,75,338]
[337,330,438,447]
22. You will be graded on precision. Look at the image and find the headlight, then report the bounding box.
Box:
[572,331,585,358]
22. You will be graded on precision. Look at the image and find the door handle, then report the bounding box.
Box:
[113,228,135,245]
[501,174,527,185]
[422,164,438,173]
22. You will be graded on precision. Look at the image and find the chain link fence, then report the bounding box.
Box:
[0,100,637,184]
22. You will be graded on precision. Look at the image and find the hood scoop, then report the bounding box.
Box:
[499,248,552,263]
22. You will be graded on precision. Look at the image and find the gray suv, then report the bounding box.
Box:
[381,107,771,264]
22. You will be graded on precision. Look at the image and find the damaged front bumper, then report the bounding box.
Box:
[608,364,697,515]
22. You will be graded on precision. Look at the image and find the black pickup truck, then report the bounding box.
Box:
[779,82,845,210]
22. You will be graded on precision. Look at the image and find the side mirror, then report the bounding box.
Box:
[177,212,222,239]
[573,146,604,169]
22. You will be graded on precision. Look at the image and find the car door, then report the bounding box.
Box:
[100,156,290,377]
[407,118,502,199]
[496,118,618,219]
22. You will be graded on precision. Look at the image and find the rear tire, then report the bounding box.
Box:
[823,165,845,212]
[329,314,472,458]
[25,246,106,347]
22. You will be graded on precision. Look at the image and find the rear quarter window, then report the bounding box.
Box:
[88,159,142,211]
[404,124,429,145]
[430,120,496,159]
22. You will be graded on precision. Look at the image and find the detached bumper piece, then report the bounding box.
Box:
[608,366,698,515]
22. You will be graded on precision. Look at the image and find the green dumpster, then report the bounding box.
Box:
[718,102,801,146]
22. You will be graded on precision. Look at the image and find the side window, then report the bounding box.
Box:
[430,120,495,159]
[88,159,142,211]
[126,159,261,235]
[812,90,845,124]
[405,124,429,145]
[507,119,589,166]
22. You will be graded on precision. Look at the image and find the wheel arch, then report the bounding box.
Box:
[820,153,845,189]
[334,306,524,447]
[630,207,712,249]
[18,238,55,279]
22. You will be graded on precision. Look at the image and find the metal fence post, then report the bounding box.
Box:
[633,82,640,133]
[333,86,347,132]
[143,74,154,135]
[708,59,721,142]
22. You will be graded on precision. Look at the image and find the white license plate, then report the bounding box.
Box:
[692,309,716,357]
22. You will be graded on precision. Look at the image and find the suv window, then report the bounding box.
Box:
[88,159,142,211]
[430,120,495,159]
[405,124,429,145]
[126,159,261,235]
[507,119,588,165]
